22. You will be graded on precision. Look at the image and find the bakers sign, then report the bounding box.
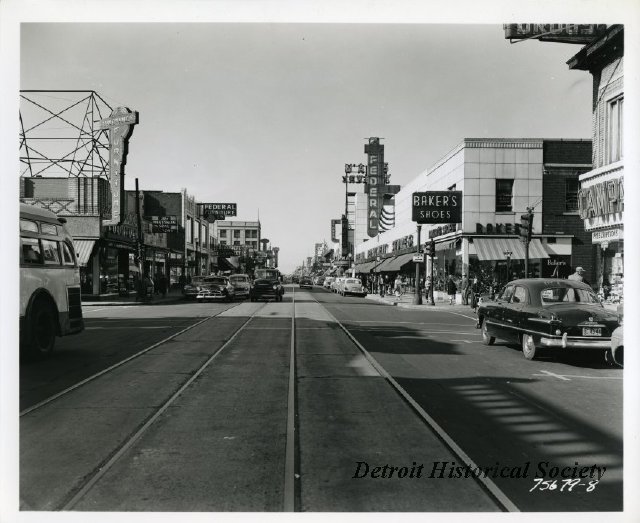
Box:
[412,191,463,224]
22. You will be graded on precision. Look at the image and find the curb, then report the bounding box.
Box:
[82,297,185,307]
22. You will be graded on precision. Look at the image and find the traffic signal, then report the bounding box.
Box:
[424,239,435,257]
[520,213,532,243]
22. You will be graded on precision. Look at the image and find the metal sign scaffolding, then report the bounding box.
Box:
[19,90,113,179]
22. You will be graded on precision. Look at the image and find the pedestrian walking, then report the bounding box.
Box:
[461,273,469,305]
[568,266,589,286]
[470,276,480,310]
[394,274,403,297]
[446,275,457,305]
[378,274,385,298]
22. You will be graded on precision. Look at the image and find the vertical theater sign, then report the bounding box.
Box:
[98,107,139,226]
[364,137,400,237]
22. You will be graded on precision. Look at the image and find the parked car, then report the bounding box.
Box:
[609,304,623,367]
[323,277,334,289]
[476,278,620,361]
[332,277,345,293]
[341,277,367,297]
[196,276,235,302]
[183,276,206,300]
[229,273,251,299]
[299,277,313,290]
[316,276,325,286]
[250,269,284,302]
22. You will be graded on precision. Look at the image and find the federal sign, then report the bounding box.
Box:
[412,191,463,224]
[200,203,237,216]
[149,215,178,233]
[412,254,424,263]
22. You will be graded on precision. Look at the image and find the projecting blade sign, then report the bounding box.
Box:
[98,107,139,226]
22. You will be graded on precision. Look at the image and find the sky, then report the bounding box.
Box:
[14,20,600,274]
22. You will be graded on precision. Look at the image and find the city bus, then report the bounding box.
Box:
[19,203,84,357]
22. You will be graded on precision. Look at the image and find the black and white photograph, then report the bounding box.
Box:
[1,1,638,521]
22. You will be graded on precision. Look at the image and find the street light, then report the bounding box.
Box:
[413,224,422,305]
[504,250,512,283]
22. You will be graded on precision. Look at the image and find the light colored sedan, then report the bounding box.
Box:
[341,278,367,297]
[229,274,251,299]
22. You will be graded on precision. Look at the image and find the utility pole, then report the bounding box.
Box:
[135,178,144,277]
[413,224,422,305]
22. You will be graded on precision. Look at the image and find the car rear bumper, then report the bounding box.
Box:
[539,334,611,349]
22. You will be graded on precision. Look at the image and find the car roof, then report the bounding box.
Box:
[506,278,593,291]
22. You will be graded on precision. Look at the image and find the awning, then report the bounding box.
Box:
[376,256,398,272]
[218,257,239,270]
[73,240,96,267]
[473,238,548,261]
[435,240,457,252]
[381,252,417,272]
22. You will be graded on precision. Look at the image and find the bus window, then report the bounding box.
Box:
[41,238,61,265]
[41,223,59,236]
[20,219,39,233]
[60,241,76,266]
[22,237,43,265]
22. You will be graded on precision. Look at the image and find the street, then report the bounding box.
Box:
[19,285,622,512]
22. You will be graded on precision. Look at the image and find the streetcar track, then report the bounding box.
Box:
[309,290,520,513]
[19,303,244,417]
[59,300,270,510]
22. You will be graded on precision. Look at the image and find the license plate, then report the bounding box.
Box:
[582,327,602,336]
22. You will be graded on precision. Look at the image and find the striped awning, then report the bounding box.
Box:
[73,240,96,267]
[473,238,548,261]
[381,252,417,272]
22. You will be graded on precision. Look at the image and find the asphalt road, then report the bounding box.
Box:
[18,286,622,512]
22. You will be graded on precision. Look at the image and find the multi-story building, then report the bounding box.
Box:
[354,138,593,291]
[568,24,624,300]
[212,220,262,272]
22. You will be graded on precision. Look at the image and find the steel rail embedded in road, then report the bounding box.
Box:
[60,301,270,510]
[19,305,243,417]
[309,291,520,513]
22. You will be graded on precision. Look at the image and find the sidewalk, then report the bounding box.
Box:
[82,289,185,307]
[365,291,476,313]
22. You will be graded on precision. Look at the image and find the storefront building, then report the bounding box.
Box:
[355,138,593,293]
[568,25,624,301]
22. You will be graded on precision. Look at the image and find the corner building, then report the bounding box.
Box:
[355,138,593,291]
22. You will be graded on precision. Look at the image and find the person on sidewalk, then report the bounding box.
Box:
[378,274,385,298]
[446,275,457,305]
[394,274,403,297]
[461,273,469,305]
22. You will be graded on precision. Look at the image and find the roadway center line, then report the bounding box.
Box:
[533,370,622,381]
[533,370,571,381]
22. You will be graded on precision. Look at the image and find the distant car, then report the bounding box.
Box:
[323,277,334,289]
[341,277,367,297]
[316,276,325,286]
[183,276,206,300]
[476,278,620,361]
[196,276,235,302]
[229,274,251,299]
[609,304,623,367]
[299,277,313,290]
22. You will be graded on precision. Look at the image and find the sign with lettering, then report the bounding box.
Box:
[428,223,459,239]
[98,107,139,226]
[200,203,237,217]
[149,215,178,233]
[592,228,622,244]
[577,177,624,220]
[365,137,393,238]
[412,191,463,224]
[504,24,607,44]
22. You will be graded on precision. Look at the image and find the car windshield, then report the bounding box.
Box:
[204,277,227,285]
[540,286,599,305]
[230,276,248,283]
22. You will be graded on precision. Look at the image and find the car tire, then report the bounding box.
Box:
[522,333,537,360]
[26,298,57,358]
[481,320,495,346]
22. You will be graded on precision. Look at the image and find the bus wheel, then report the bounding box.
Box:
[29,299,56,357]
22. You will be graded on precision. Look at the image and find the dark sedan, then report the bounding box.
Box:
[299,277,313,290]
[476,278,620,361]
